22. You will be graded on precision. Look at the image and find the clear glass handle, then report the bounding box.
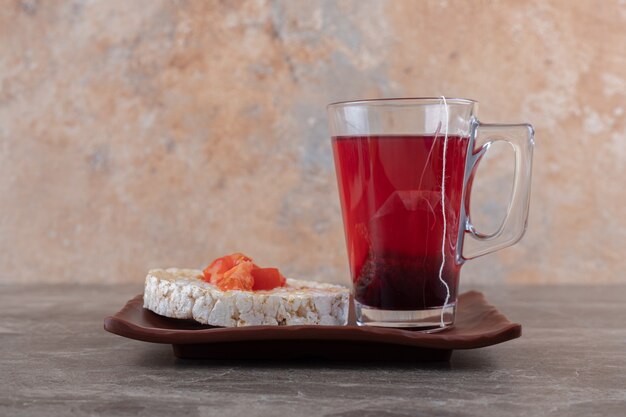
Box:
[462,120,535,260]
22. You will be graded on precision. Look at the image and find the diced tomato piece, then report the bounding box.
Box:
[214,261,255,291]
[251,267,286,291]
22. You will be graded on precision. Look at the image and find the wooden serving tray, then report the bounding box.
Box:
[104,291,521,362]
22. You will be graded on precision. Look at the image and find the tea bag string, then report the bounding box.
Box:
[439,96,451,328]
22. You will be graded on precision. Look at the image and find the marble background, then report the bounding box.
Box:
[1,0,624,285]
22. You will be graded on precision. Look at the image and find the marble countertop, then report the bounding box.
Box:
[1,283,624,416]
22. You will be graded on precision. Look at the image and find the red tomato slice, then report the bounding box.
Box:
[203,253,285,291]
[203,253,255,283]
[251,268,286,291]
[202,255,235,282]
[230,253,254,265]
[215,261,254,291]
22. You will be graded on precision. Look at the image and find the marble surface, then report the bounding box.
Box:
[1,0,626,286]
[0,284,624,416]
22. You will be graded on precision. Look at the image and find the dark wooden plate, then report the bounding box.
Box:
[103,291,521,362]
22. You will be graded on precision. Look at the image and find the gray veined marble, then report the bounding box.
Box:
[0,284,625,417]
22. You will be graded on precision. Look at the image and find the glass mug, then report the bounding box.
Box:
[328,97,534,330]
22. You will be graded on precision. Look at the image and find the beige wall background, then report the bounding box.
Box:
[1,0,625,286]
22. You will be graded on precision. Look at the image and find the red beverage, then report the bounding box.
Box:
[332,135,470,310]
